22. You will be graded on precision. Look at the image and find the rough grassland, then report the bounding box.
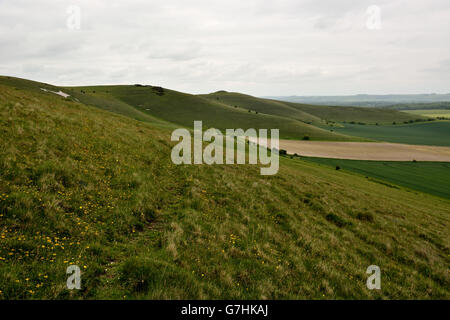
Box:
[0,84,449,300]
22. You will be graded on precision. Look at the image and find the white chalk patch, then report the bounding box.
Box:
[40,88,71,98]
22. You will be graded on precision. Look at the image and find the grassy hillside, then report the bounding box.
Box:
[331,121,450,147]
[200,91,322,123]
[202,91,424,125]
[302,158,450,199]
[0,81,449,300]
[0,76,171,128]
[71,84,356,141]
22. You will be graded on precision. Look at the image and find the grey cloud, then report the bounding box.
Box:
[0,0,449,95]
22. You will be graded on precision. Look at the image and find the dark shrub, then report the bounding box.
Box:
[356,212,374,222]
[336,166,341,170]
[302,135,310,140]
[152,86,164,96]
[325,213,351,227]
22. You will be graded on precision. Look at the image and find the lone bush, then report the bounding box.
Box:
[356,212,374,222]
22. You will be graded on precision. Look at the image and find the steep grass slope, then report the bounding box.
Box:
[0,76,170,127]
[0,83,449,299]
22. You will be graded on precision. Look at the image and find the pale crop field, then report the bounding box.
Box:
[250,138,450,161]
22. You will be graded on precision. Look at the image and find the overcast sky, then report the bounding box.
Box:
[1,0,449,96]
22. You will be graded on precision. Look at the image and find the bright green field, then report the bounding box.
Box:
[403,109,450,118]
[330,121,450,146]
[0,78,449,299]
[301,158,450,199]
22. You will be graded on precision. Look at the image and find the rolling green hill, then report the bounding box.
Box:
[0,76,358,141]
[70,84,356,141]
[200,91,322,123]
[201,90,426,125]
[0,78,449,299]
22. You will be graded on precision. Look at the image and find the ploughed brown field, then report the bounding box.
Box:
[249,138,450,161]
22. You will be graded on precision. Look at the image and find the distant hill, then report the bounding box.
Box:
[266,94,450,107]
[384,101,450,110]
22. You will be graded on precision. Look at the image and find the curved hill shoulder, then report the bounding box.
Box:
[201,90,427,124]
[199,91,322,124]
